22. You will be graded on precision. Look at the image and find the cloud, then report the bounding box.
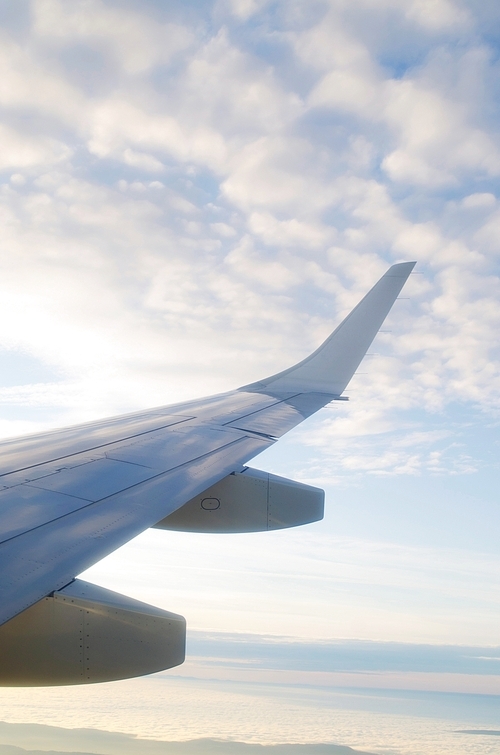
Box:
[302,6,500,187]
[0,34,84,126]
[0,720,376,755]
[222,0,272,21]
[404,0,470,29]
[248,211,332,248]
[0,125,70,170]
[86,97,229,170]
[224,237,302,290]
[461,192,496,209]
[32,0,194,74]
[122,148,165,173]
[222,136,327,213]
[380,78,500,186]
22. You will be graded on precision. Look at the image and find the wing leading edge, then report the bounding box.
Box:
[0,262,415,684]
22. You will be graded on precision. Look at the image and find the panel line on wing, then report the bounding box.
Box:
[23,485,92,502]
[0,432,267,549]
[221,395,300,425]
[0,416,196,479]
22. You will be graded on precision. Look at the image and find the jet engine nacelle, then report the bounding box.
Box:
[0,580,185,686]
[154,466,324,533]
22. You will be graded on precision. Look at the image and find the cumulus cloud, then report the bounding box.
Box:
[0,0,497,479]
[0,124,69,169]
[393,0,470,29]
[32,0,194,74]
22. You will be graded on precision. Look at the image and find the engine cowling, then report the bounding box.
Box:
[0,580,185,686]
[154,466,324,533]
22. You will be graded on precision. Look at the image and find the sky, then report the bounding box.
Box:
[1,0,500,753]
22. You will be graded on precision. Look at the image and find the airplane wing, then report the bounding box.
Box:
[0,261,415,685]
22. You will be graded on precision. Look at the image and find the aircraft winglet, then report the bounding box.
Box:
[244,261,415,396]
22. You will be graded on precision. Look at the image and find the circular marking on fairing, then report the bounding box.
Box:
[201,498,220,511]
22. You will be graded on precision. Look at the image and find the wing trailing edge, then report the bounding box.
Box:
[243,261,415,397]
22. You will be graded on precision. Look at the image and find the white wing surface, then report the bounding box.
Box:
[0,262,414,685]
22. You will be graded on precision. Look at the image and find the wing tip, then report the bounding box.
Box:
[385,261,417,278]
[239,260,417,396]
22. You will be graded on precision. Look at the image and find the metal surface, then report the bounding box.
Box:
[155,467,324,533]
[0,579,185,685]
